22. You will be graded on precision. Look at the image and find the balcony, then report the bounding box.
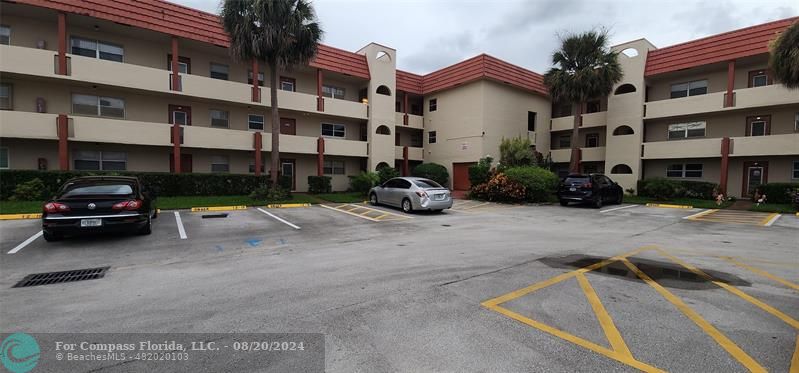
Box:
[183,125,252,151]
[645,92,725,119]
[325,98,369,120]
[642,138,722,159]
[550,147,605,163]
[0,111,58,139]
[394,113,424,129]
[325,138,368,157]
[730,133,799,157]
[71,116,172,147]
[732,85,799,110]
[395,146,424,161]
[551,111,607,132]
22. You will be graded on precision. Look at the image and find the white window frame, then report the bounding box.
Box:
[210,63,229,80]
[70,36,124,62]
[0,25,10,45]
[280,77,296,92]
[322,85,345,99]
[666,163,703,178]
[428,130,437,144]
[0,146,9,169]
[0,83,12,110]
[670,79,707,98]
[210,109,229,128]
[73,150,127,171]
[172,110,188,126]
[71,94,125,118]
[429,98,437,112]
[210,155,230,173]
[321,123,345,138]
[751,73,768,87]
[794,112,798,132]
[248,70,264,86]
[668,121,705,140]
[749,120,767,137]
[585,133,599,148]
[792,161,799,180]
[323,160,345,175]
[248,114,265,131]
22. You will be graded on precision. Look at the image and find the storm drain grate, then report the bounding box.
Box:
[13,266,110,288]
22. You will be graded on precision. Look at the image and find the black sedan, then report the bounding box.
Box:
[557,173,623,208]
[42,176,156,241]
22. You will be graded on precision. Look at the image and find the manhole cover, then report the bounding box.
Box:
[13,267,110,288]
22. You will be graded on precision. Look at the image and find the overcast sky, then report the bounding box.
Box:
[173,0,798,75]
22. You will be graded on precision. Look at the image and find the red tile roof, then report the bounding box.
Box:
[645,17,798,76]
[396,70,424,94]
[16,0,371,79]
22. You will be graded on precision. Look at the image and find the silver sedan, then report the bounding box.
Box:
[369,177,453,213]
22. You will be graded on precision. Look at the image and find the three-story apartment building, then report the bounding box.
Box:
[1,0,797,197]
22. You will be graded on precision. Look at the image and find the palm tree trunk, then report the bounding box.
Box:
[269,62,280,187]
[569,102,582,174]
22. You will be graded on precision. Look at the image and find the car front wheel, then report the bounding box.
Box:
[401,198,413,213]
[593,196,603,208]
[369,193,379,205]
[559,200,569,206]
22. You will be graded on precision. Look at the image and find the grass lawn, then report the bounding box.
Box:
[748,203,797,214]
[0,194,320,214]
[313,192,366,203]
[623,195,732,209]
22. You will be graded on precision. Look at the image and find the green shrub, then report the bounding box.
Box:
[641,178,678,200]
[470,173,526,202]
[503,166,559,202]
[412,163,449,185]
[249,185,290,201]
[377,167,400,184]
[637,178,718,200]
[468,156,493,187]
[349,172,379,194]
[757,183,799,204]
[307,176,332,194]
[499,137,535,168]
[10,178,47,201]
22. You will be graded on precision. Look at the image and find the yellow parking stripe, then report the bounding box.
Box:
[619,258,766,372]
[719,256,799,292]
[191,205,247,212]
[791,335,799,373]
[758,213,779,226]
[576,273,633,358]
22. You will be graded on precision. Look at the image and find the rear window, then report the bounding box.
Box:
[413,179,442,188]
[62,183,134,198]
[564,176,590,184]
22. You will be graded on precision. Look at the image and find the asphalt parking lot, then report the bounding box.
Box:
[1,201,797,372]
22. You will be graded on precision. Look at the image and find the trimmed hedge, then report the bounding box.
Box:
[377,167,400,184]
[757,183,799,204]
[0,170,289,199]
[503,166,559,202]
[307,176,332,194]
[349,172,379,194]
[637,178,718,200]
[411,163,449,186]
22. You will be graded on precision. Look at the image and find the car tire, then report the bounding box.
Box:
[369,193,379,206]
[559,200,569,207]
[593,196,603,209]
[43,230,62,242]
[432,209,443,213]
[151,208,158,219]
[616,192,624,204]
[137,217,152,235]
[401,198,413,213]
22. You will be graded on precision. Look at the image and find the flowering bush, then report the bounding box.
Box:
[470,173,526,202]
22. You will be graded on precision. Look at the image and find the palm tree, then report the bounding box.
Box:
[221,0,322,186]
[544,30,622,173]
[770,20,799,89]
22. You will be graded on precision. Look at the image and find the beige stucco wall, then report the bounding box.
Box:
[481,80,552,161]
[550,128,606,149]
[645,106,799,142]
[647,66,728,102]
[0,138,59,170]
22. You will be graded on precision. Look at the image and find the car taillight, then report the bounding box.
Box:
[581,182,593,189]
[415,191,428,198]
[43,202,70,213]
[112,199,143,211]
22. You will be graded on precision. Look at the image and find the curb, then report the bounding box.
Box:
[190,205,247,212]
[0,213,42,220]
[266,203,312,208]
[646,203,693,209]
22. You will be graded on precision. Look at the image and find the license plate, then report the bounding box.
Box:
[80,219,102,227]
[569,187,576,192]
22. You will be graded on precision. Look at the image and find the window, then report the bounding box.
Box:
[668,121,705,139]
[248,70,264,86]
[248,114,264,131]
[0,147,8,169]
[558,134,571,148]
[750,120,766,136]
[375,125,391,135]
[210,63,229,80]
[376,85,391,95]
[73,150,127,171]
[527,111,537,131]
[586,100,601,113]
[323,160,345,175]
[280,76,296,92]
[429,98,437,112]
[209,110,229,128]
[70,37,123,62]
[667,163,703,178]
[428,131,437,144]
[796,113,799,132]
[614,84,636,95]
[72,94,125,118]
[210,155,229,173]
[552,102,571,117]
[167,55,191,74]
[172,111,188,125]
[249,160,265,173]
[410,132,423,147]
[322,85,345,99]
[612,125,634,136]
[610,164,633,174]
[0,25,9,45]
[0,83,12,110]
[585,133,599,148]
[793,161,799,179]
[670,80,707,98]
[321,123,345,138]
[749,70,770,88]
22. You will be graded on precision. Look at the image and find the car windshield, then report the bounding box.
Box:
[62,183,134,198]
[564,176,590,184]
[413,179,442,188]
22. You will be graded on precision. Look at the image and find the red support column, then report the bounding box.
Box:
[402,146,409,176]
[316,137,325,176]
[316,69,324,112]
[719,137,731,194]
[170,37,180,91]
[57,12,67,75]
[251,58,260,102]
[725,60,735,107]
[172,124,181,173]
[403,92,409,126]
[253,132,262,176]
[57,114,69,170]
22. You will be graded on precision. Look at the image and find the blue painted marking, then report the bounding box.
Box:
[246,239,262,247]
[276,238,287,245]
[215,245,224,252]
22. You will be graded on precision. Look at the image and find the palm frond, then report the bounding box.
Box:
[770,21,799,89]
